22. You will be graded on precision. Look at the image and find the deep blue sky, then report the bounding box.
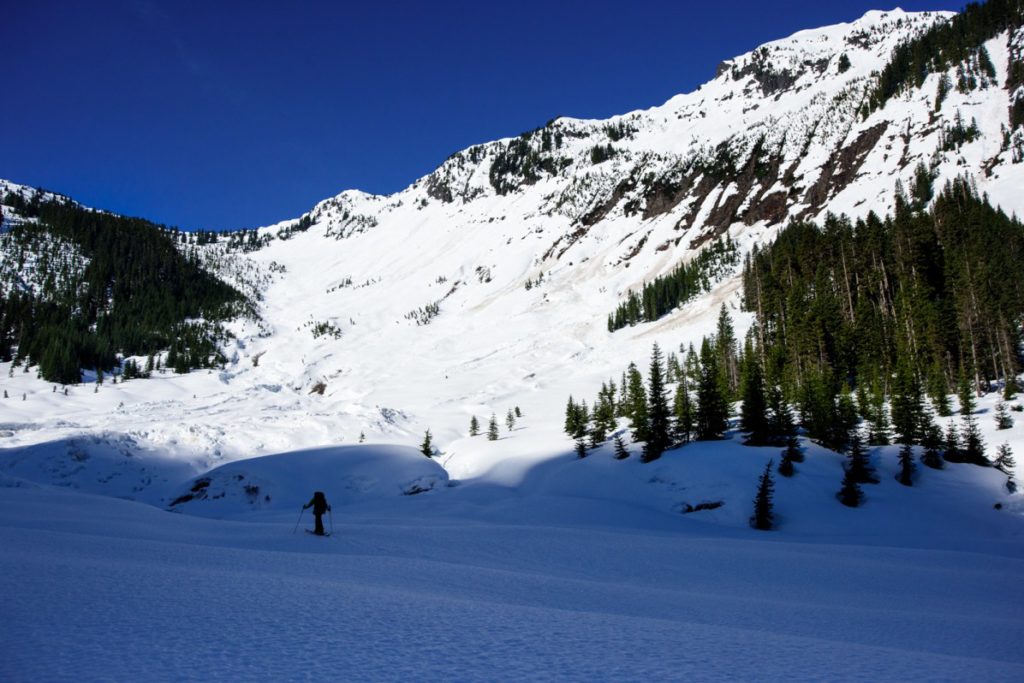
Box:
[3,0,962,230]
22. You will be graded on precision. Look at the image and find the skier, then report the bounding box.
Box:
[303,491,331,535]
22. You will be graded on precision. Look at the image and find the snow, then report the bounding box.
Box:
[4,7,1024,679]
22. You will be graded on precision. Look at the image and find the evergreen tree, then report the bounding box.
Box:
[920,416,945,469]
[897,443,916,486]
[716,305,739,401]
[944,421,961,462]
[837,468,864,507]
[750,460,776,531]
[891,359,924,445]
[420,429,434,458]
[777,446,795,477]
[995,443,1016,476]
[673,380,695,445]
[739,346,770,445]
[1004,376,1018,401]
[958,369,976,416]
[623,362,649,444]
[575,438,588,459]
[506,408,516,431]
[960,411,987,465]
[995,401,1014,430]
[469,415,480,436]
[696,337,729,440]
[515,405,522,418]
[642,343,671,463]
[779,406,804,463]
[359,431,365,443]
[613,433,629,460]
[488,414,499,441]
[846,428,878,484]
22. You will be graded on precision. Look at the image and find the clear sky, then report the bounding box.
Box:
[3,0,963,231]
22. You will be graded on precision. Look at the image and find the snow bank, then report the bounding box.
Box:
[167,445,449,518]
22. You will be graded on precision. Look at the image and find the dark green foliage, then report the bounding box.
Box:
[515,406,522,418]
[866,0,1024,113]
[589,144,617,165]
[1005,376,1019,400]
[743,180,1024,408]
[564,396,589,439]
[488,414,499,441]
[995,401,1014,429]
[897,443,916,486]
[625,363,649,444]
[846,429,878,484]
[420,429,433,457]
[469,415,480,436]
[940,112,981,151]
[891,358,925,445]
[739,346,771,445]
[673,378,695,445]
[575,438,588,459]
[506,409,516,431]
[642,343,672,462]
[0,193,247,382]
[960,412,988,465]
[488,129,569,195]
[780,408,803,464]
[944,421,962,462]
[613,433,629,460]
[995,442,1016,475]
[837,53,851,73]
[837,468,864,507]
[920,417,946,469]
[958,370,977,416]
[750,460,775,531]
[608,236,739,331]
[696,337,729,440]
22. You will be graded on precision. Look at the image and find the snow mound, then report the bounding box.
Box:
[167,445,449,518]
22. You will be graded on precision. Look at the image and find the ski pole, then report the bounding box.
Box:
[292,507,304,534]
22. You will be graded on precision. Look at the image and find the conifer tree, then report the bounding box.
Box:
[958,369,976,416]
[995,442,1016,476]
[846,428,877,484]
[837,468,864,507]
[515,406,522,418]
[613,433,629,460]
[469,415,480,436]
[696,337,728,440]
[1004,377,1018,401]
[779,406,804,463]
[960,410,987,465]
[750,460,775,531]
[643,343,671,463]
[995,401,1013,430]
[488,414,499,441]
[777,447,795,477]
[673,380,695,445]
[897,442,916,486]
[920,417,945,469]
[739,345,770,445]
[420,429,434,458]
[716,305,739,401]
[891,359,924,445]
[944,421,961,462]
[506,408,516,431]
[625,363,649,444]
[575,438,588,459]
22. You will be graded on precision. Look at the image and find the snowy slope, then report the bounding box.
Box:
[4,9,1024,679]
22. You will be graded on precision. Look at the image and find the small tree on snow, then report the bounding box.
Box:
[469,415,480,436]
[487,414,499,441]
[575,438,588,459]
[837,467,864,507]
[613,433,629,460]
[995,443,1016,475]
[750,461,775,531]
[420,429,434,457]
[896,443,915,486]
[514,406,522,418]
[506,409,516,431]
[995,401,1014,430]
